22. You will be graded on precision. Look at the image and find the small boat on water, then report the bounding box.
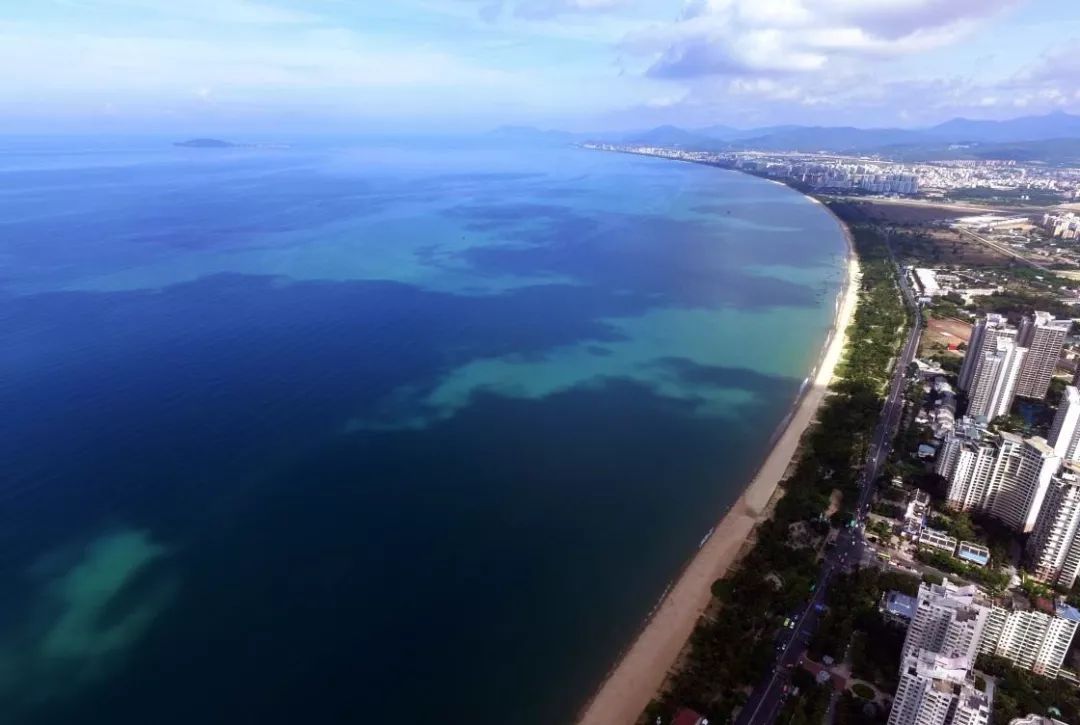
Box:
[699,527,715,548]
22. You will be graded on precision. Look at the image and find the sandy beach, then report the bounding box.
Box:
[575,215,862,725]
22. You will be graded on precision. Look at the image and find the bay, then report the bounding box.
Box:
[0,136,846,724]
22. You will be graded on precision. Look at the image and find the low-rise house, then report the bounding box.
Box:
[919,528,959,555]
[881,590,918,625]
[957,542,991,568]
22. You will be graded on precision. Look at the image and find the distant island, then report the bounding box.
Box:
[174,138,242,148]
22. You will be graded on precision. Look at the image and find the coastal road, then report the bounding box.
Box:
[736,252,923,725]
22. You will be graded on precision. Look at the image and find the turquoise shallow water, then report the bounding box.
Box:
[0,136,846,724]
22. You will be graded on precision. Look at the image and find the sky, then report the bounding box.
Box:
[2,0,1080,133]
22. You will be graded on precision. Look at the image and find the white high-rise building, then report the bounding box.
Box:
[979,592,1080,679]
[1048,386,1080,460]
[1027,464,1080,589]
[902,580,990,666]
[937,424,998,511]
[966,337,1027,422]
[988,434,1060,533]
[937,419,993,481]
[888,651,990,725]
[939,426,1060,533]
[1016,312,1071,400]
[959,314,1017,392]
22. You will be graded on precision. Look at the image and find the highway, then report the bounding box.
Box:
[735,251,923,725]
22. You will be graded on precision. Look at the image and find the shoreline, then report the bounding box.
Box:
[574,158,862,725]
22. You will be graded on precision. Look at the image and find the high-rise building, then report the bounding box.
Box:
[939,425,1060,533]
[979,591,1080,679]
[1048,385,1080,460]
[966,338,1026,422]
[988,434,1059,533]
[901,580,990,666]
[1016,312,1071,399]
[936,420,995,494]
[888,651,990,725]
[1027,464,1080,589]
[959,314,1016,392]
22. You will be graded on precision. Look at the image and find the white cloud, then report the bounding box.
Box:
[630,0,1021,78]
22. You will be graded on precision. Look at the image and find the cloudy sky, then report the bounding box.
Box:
[3,0,1079,132]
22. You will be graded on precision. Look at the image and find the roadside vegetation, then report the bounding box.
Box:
[640,219,908,723]
[809,568,919,691]
[978,655,1080,724]
[913,549,1010,592]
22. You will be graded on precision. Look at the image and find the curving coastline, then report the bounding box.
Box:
[575,164,861,725]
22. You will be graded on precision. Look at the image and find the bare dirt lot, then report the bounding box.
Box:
[920,316,972,357]
[826,198,1015,225]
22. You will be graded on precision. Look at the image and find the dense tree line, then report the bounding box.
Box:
[809,568,918,686]
[968,289,1078,320]
[978,655,1080,724]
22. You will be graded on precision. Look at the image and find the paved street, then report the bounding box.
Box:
[735,253,923,725]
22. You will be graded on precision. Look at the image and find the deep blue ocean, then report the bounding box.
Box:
[0,135,846,724]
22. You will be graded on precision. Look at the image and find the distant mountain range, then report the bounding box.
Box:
[174,138,243,148]
[173,138,290,150]
[617,111,1080,162]
[492,111,1080,163]
[927,111,1080,143]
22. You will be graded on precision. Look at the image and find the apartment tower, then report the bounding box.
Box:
[959,314,1016,392]
[888,651,990,725]
[1048,385,1080,461]
[938,425,1060,534]
[980,593,1080,678]
[901,580,990,665]
[1016,312,1070,399]
[1027,463,1080,589]
[966,337,1027,422]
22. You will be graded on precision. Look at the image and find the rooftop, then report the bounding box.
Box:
[884,591,917,620]
[1056,603,1080,623]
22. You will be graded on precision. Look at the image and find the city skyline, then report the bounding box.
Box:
[4,0,1080,134]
